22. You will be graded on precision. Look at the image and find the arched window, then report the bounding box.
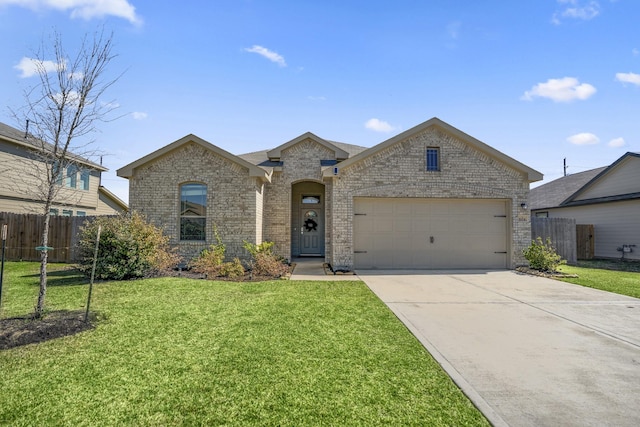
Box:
[180,183,207,241]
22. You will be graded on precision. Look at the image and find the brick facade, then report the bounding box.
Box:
[120,118,539,268]
[327,127,531,269]
[128,142,263,260]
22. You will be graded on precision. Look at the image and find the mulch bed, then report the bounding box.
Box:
[515,266,578,279]
[0,310,94,351]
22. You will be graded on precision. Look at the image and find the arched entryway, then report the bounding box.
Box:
[291,181,325,257]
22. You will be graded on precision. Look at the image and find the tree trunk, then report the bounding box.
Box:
[35,210,51,317]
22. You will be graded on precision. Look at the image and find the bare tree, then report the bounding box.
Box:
[13,28,119,317]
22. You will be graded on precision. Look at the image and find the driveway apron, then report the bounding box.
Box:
[358,270,640,427]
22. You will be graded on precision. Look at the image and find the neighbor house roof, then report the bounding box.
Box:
[529,167,606,210]
[322,117,544,182]
[561,152,640,206]
[0,121,107,171]
[98,186,129,212]
[530,152,640,210]
[117,134,272,182]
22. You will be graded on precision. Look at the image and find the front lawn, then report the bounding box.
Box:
[558,263,640,298]
[0,262,488,426]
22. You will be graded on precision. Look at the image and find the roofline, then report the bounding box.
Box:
[267,132,349,160]
[561,152,640,205]
[0,130,108,172]
[98,185,129,210]
[533,192,640,210]
[117,134,271,182]
[322,117,543,182]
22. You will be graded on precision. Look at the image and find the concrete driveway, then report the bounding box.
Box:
[357,270,640,427]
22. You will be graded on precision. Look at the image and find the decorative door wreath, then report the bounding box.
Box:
[304,218,318,232]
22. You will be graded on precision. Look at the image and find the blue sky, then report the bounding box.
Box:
[1,0,639,203]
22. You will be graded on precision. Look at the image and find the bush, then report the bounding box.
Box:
[523,237,566,272]
[243,241,289,278]
[77,212,180,280]
[252,252,290,277]
[243,240,275,257]
[219,258,245,279]
[189,226,226,277]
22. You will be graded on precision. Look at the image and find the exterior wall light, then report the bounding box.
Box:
[520,202,528,209]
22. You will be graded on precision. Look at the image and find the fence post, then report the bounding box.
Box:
[0,224,7,310]
[84,225,101,323]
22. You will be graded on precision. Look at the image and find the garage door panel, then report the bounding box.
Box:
[354,198,508,269]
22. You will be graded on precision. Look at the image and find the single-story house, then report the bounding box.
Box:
[117,117,542,270]
[0,121,128,216]
[530,152,640,260]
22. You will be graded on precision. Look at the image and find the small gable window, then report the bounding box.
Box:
[180,183,207,241]
[426,147,440,171]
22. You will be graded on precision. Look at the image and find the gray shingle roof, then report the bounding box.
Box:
[237,139,369,165]
[0,121,106,171]
[529,167,606,210]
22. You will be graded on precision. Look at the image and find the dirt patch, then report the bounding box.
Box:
[0,310,94,351]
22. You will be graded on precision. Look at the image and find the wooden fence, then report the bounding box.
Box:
[0,212,104,263]
[531,217,577,265]
[576,224,595,260]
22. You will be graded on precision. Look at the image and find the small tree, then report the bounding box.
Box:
[523,237,566,272]
[12,28,120,316]
[77,212,180,280]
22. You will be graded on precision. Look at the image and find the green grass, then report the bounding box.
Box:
[0,262,488,426]
[558,264,640,298]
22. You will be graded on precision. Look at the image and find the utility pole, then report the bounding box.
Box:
[564,158,568,177]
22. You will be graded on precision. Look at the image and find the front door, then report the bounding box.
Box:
[299,207,323,255]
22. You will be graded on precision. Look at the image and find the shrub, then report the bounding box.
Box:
[219,258,245,279]
[523,237,566,272]
[243,241,289,278]
[252,252,290,278]
[189,225,226,277]
[243,240,275,257]
[77,212,180,280]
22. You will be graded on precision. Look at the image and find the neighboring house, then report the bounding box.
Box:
[530,152,640,260]
[118,117,542,270]
[0,121,127,216]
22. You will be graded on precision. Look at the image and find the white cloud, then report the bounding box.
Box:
[365,118,396,133]
[522,77,596,102]
[244,45,286,67]
[608,137,625,148]
[14,56,64,78]
[552,0,600,24]
[307,96,326,102]
[633,48,639,56]
[567,132,599,145]
[131,111,148,120]
[615,72,640,86]
[0,0,141,24]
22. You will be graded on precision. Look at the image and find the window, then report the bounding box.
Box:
[426,148,440,171]
[535,211,549,218]
[52,162,63,185]
[66,165,78,188]
[80,170,90,190]
[302,195,320,204]
[77,211,86,217]
[49,208,59,216]
[62,209,73,216]
[180,183,207,241]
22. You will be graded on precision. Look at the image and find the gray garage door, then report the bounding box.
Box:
[353,198,509,269]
